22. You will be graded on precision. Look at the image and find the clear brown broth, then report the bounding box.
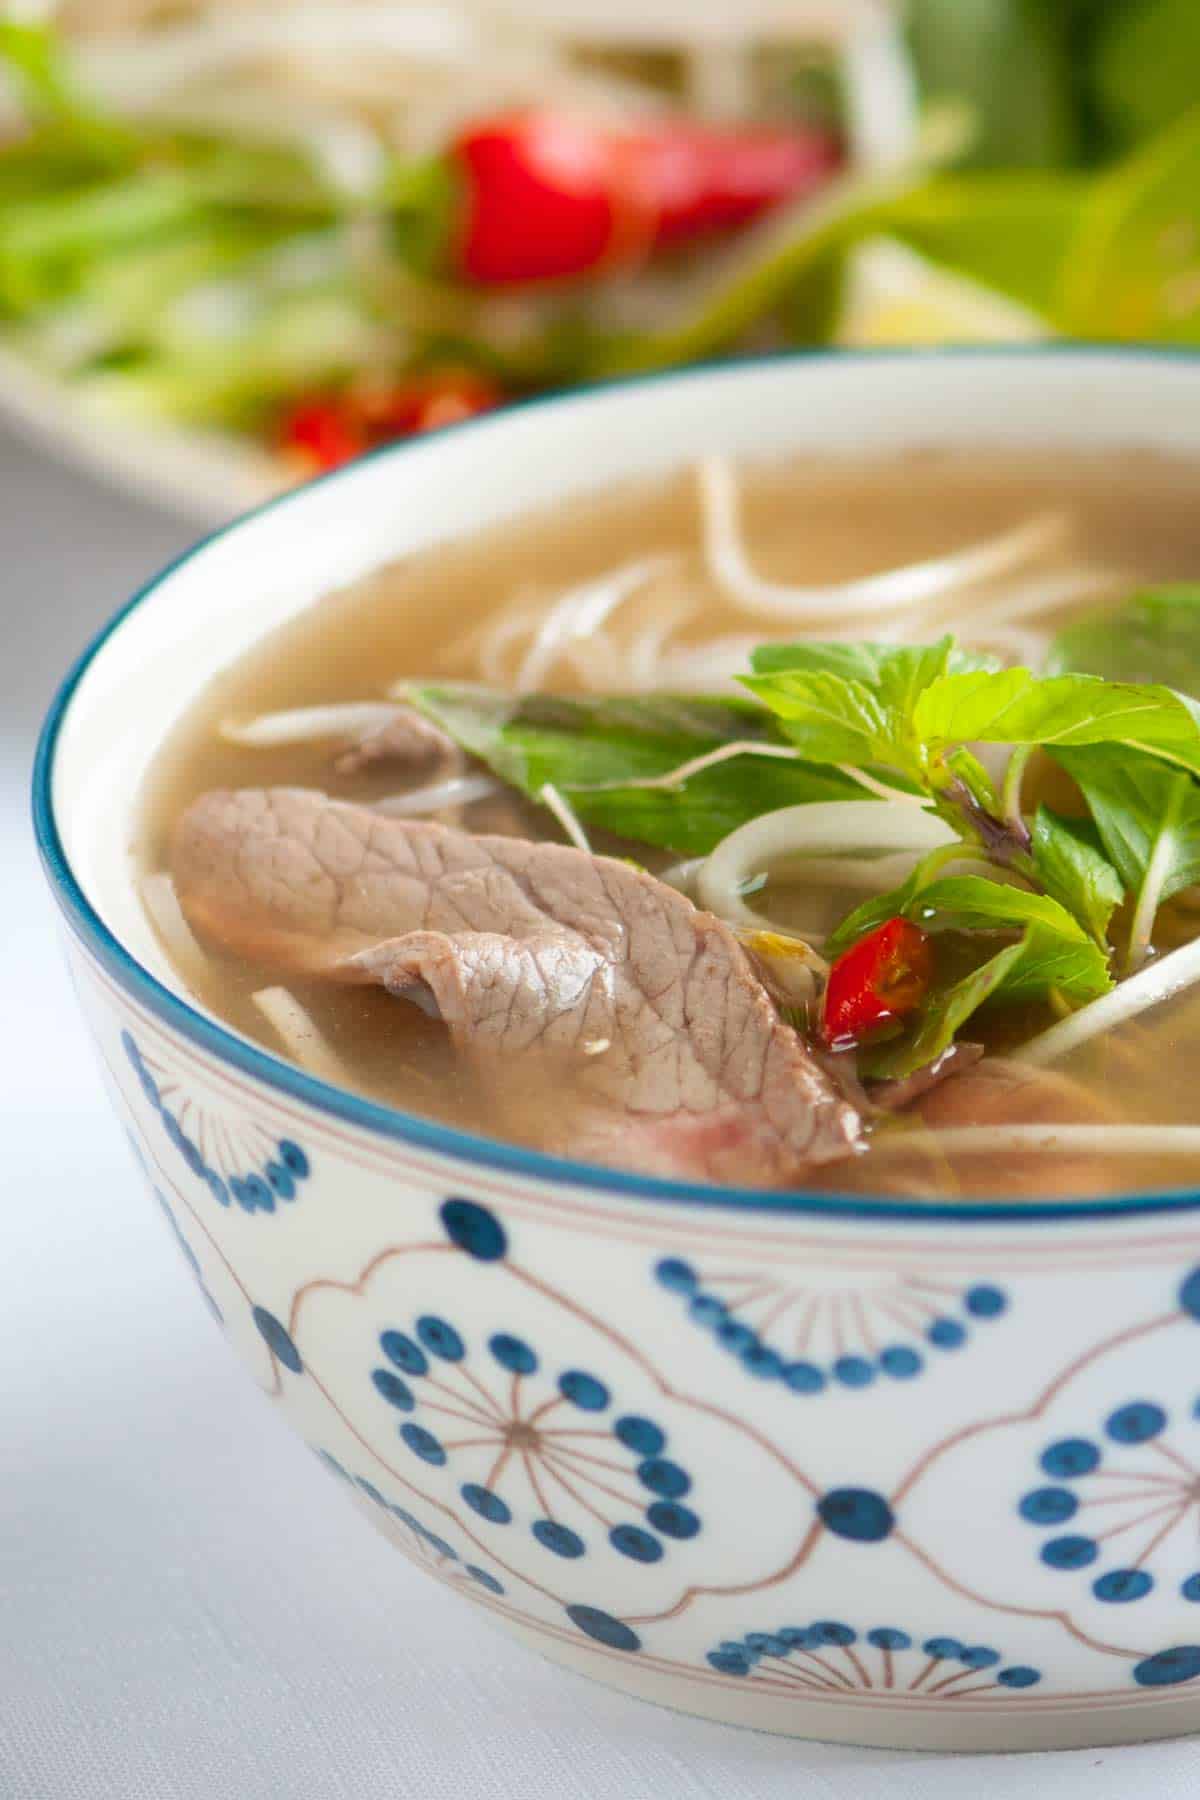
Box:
[139,449,1200,1200]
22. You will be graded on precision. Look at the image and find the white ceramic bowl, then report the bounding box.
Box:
[35,348,1200,1753]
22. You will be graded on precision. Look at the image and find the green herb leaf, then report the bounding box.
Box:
[912,668,1200,764]
[1031,805,1124,944]
[1048,586,1200,695]
[407,685,861,857]
[1051,744,1200,917]
[739,669,899,768]
[862,872,1113,1077]
[863,940,1026,1079]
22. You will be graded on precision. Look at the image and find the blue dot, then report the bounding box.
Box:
[924,1638,964,1660]
[163,1112,184,1149]
[880,1346,922,1380]
[559,1370,609,1411]
[420,1528,457,1560]
[689,1295,726,1325]
[1094,1569,1153,1603]
[138,1066,162,1108]
[708,1648,751,1675]
[928,1318,966,1349]
[467,1566,504,1595]
[749,1634,791,1658]
[1040,1437,1100,1479]
[741,1343,783,1379]
[1183,1574,1200,1602]
[1019,1486,1078,1526]
[372,1368,414,1411]
[252,1306,302,1373]
[416,1315,465,1362]
[1106,1401,1167,1444]
[615,1416,665,1456]
[717,1320,756,1352]
[566,1606,641,1652]
[489,1333,537,1374]
[647,1501,700,1539]
[400,1423,445,1466]
[965,1285,1007,1318]
[818,1488,894,1542]
[655,1258,696,1292]
[637,1459,690,1499]
[868,1628,911,1651]
[533,1520,585,1558]
[1133,1646,1200,1688]
[783,1361,825,1394]
[440,1197,506,1261]
[814,1621,856,1646]
[122,1030,142,1069]
[380,1331,428,1377]
[206,1172,230,1207]
[1042,1535,1098,1570]
[229,1178,250,1211]
[834,1357,875,1388]
[461,1483,511,1524]
[961,1647,1000,1670]
[243,1173,273,1211]
[610,1524,663,1563]
[265,1162,295,1200]
[778,1627,810,1647]
[318,1451,349,1480]
[997,1666,1041,1689]
[356,1478,387,1507]
[278,1140,309,1179]
[1179,1268,1200,1319]
[181,1137,205,1178]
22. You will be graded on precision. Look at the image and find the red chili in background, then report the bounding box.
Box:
[280,369,500,474]
[821,918,933,1050]
[454,112,843,286]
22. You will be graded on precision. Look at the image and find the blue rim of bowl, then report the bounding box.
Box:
[32,342,1200,1224]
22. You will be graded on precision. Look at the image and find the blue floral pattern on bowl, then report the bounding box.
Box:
[707,1620,1041,1694]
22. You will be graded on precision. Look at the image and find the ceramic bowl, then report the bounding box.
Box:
[35,348,1200,1753]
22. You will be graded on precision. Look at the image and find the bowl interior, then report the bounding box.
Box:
[39,347,1200,1207]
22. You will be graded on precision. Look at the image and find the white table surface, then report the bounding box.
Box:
[4,425,1200,1799]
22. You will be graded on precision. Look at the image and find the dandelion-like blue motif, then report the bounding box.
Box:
[1020,1398,1200,1607]
[368,1310,700,1567]
[316,1451,505,1596]
[655,1256,1006,1393]
[123,1030,311,1214]
[705,1619,1040,1693]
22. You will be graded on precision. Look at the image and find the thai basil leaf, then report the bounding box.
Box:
[1031,805,1124,944]
[738,669,900,769]
[1051,744,1200,912]
[912,668,1200,766]
[1047,586,1200,695]
[406,684,860,857]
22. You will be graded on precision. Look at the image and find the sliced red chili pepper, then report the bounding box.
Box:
[821,917,933,1050]
[454,111,842,286]
[279,371,500,474]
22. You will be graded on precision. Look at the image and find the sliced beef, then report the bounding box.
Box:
[333,706,456,776]
[171,788,861,1184]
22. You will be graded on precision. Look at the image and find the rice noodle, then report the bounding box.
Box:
[654,634,763,691]
[539,782,592,853]
[373,774,503,816]
[513,555,676,693]
[877,1123,1200,1159]
[220,702,399,748]
[697,799,957,928]
[251,986,357,1089]
[141,872,209,991]
[698,455,1069,623]
[660,856,706,895]
[1018,935,1200,1069]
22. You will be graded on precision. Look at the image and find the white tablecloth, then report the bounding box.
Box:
[4,426,1200,1799]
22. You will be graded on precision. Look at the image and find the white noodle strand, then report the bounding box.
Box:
[373,774,502,816]
[539,782,592,853]
[220,702,399,748]
[513,556,675,693]
[141,874,210,992]
[697,800,957,928]
[1019,935,1200,1068]
[878,1124,1200,1159]
[698,454,1069,623]
[251,987,358,1089]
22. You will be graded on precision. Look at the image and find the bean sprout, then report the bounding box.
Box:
[540,781,592,853]
[251,986,357,1088]
[876,1123,1200,1159]
[1019,935,1200,1068]
[141,872,209,992]
[220,702,400,748]
[373,774,503,816]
